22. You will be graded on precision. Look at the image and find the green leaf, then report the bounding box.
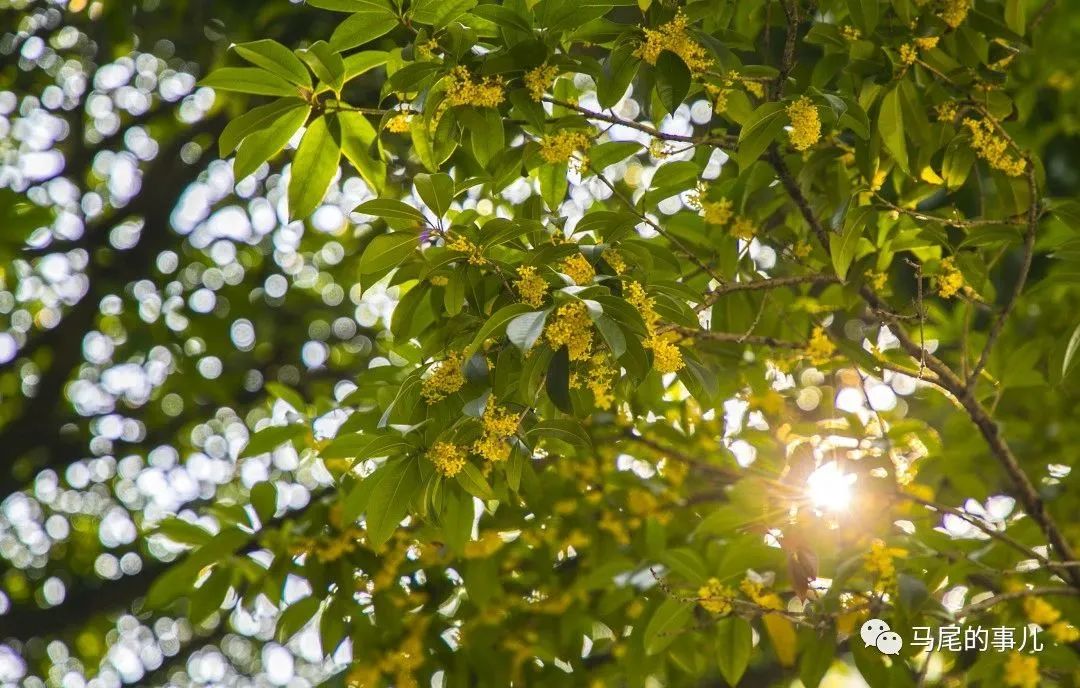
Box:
[878,86,908,174]
[736,102,786,168]
[232,40,311,88]
[415,172,455,217]
[364,456,422,547]
[409,114,439,173]
[1005,0,1026,35]
[413,0,477,28]
[506,309,549,353]
[358,231,420,277]
[539,161,569,210]
[240,424,307,458]
[308,0,394,11]
[190,566,232,624]
[455,461,497,501]
[525,419,592,450]
[355,199,426,224]
[234,103,311,180]
[464,303,534,357]
[276,596,321,642]
[587,141,643,173]
[658,548,707,585]
[440,487,474,553]
[335,111,386,193]
[320,433,411,460]
[644,598,693,655]
[200,67,301,97]
[266,381,307,412]
[597,43,639,109]
[219,97,305,157]
[154,517,214,547]
[288,116,341,220]
[655,50,691,116]
[250,481,277,523]
[297,41,345,92]
[343,51,390,82]
[716,617,753,687]
[545,345,572,413]
[330,12,399,52]
[1062,322,1080,380]
[799,628,837,688]
[846,0,879,34]
[831,205,873,280]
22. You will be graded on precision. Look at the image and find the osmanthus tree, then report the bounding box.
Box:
[119,0,1080,686]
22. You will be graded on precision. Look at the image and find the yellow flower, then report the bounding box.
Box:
[386,112,412,133]
[935,101,958,122]
[464,531,504,558]
[524,63,559,101]
[1050,621,1080,643]
[1048,70,1075,92]
[515,265,548,307]
[841,25,861,41]
[868,270,888,291]
[545,301,594,361]
[559,253,595,285]
[1003,652,1039,688]
[703,198,733,226]
[936,256,964,299]
[1023,597,1061,626]
[626,281,686,373]
[914,36,940,51]
[429,275,449,286]
[899,43,917,65]
[446,66,505,108]
[698,578,736,615]
[741,78,765,98]
[540,130,592,172]
[730,216,756,240]
[473,399,518,462]
[602,249,627,275]
[704,83,729,113]
[805,326,835,365]
[786,96,821,151]
[793,241,812,258]
[963,118,1025,176]
[633,11,712,75]
[428,441,467,477]
[446,233,487,265]
[941,0,971,29]
[863,539,907,592]
[421,351,465,403]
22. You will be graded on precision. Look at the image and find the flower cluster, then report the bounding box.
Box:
[698,578,736,614]
[473,399,518,462]
[545,301,594,361]
[786,96,821,151]
[1003,652,1039,688]
[634,11,712,74]
[899,43,918,65]
[559,253,595,285]
[446,66,505,108]
[514,265,548,307]
[428,440,467,477]
[740,577,783,610]
[729,216,756,241]
[386,112,412,133]
[936,256,964,298]
[1022,596,1080,642]
[841,25,861,41]
[602,248,627,274]
[941,0,971,29]
[446,233,486,265]
[524,63,559,101]
[578,353,616,409]
[626,281,684,373]
[702,197,733,227]
[539,130,592,172]
[863,539,907,593]
[963,118,1025,176]
[935,101,958,122]
[290,528,363,563]
[805,326,836,365]
[421,350,465,403]
[914,36,940,51]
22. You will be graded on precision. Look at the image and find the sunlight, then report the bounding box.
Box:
[805,461,857,513]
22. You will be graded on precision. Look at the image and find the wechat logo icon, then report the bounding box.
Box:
[861,618,903,655]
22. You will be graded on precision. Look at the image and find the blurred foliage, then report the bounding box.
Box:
[3,0,1080,687]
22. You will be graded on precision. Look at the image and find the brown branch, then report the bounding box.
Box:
[542,97,735,149]
[691,274,839,313]
[673,326,805,350]
[957,587,1079,618]
[773,0,799,100]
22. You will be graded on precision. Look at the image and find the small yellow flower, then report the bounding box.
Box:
[805,326,836,366]
[446,66,505,108]
[1003,652,1039,688]
[1023,597,1061,626]
[626,281,684,373]
[935,101,959,123]
[540,130,592,172]
[515,265,548,307]
[704,83,729,113]
[703,198,733,227]
[698,578,736,615]
[559,253,595,285]
[428,441,467,477]
[840,25,861,41]
[473,400,518,462]
[633,11,712,75]
[936,256,965,299]
[914,36,940,51]
[1048,71,1075,92]
[742,78,765,98]
[863,539,907,593]
[963,118,1025,176]
[421,351,465,403]
[587,354,617,409]
[1049,621,1080,643]
[524,63,559,101]
[941,0,971,29]
[602,249,627,275]
[386,112,412,133]
[729,216,756,241]
[786,96,821,151]
[868,270,888,291]
[899,43,918,65]
[545,301,594,361]
[793,241,812,258]
[446,233,486,265]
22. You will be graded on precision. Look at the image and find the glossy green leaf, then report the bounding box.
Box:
[288,116,341,220]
